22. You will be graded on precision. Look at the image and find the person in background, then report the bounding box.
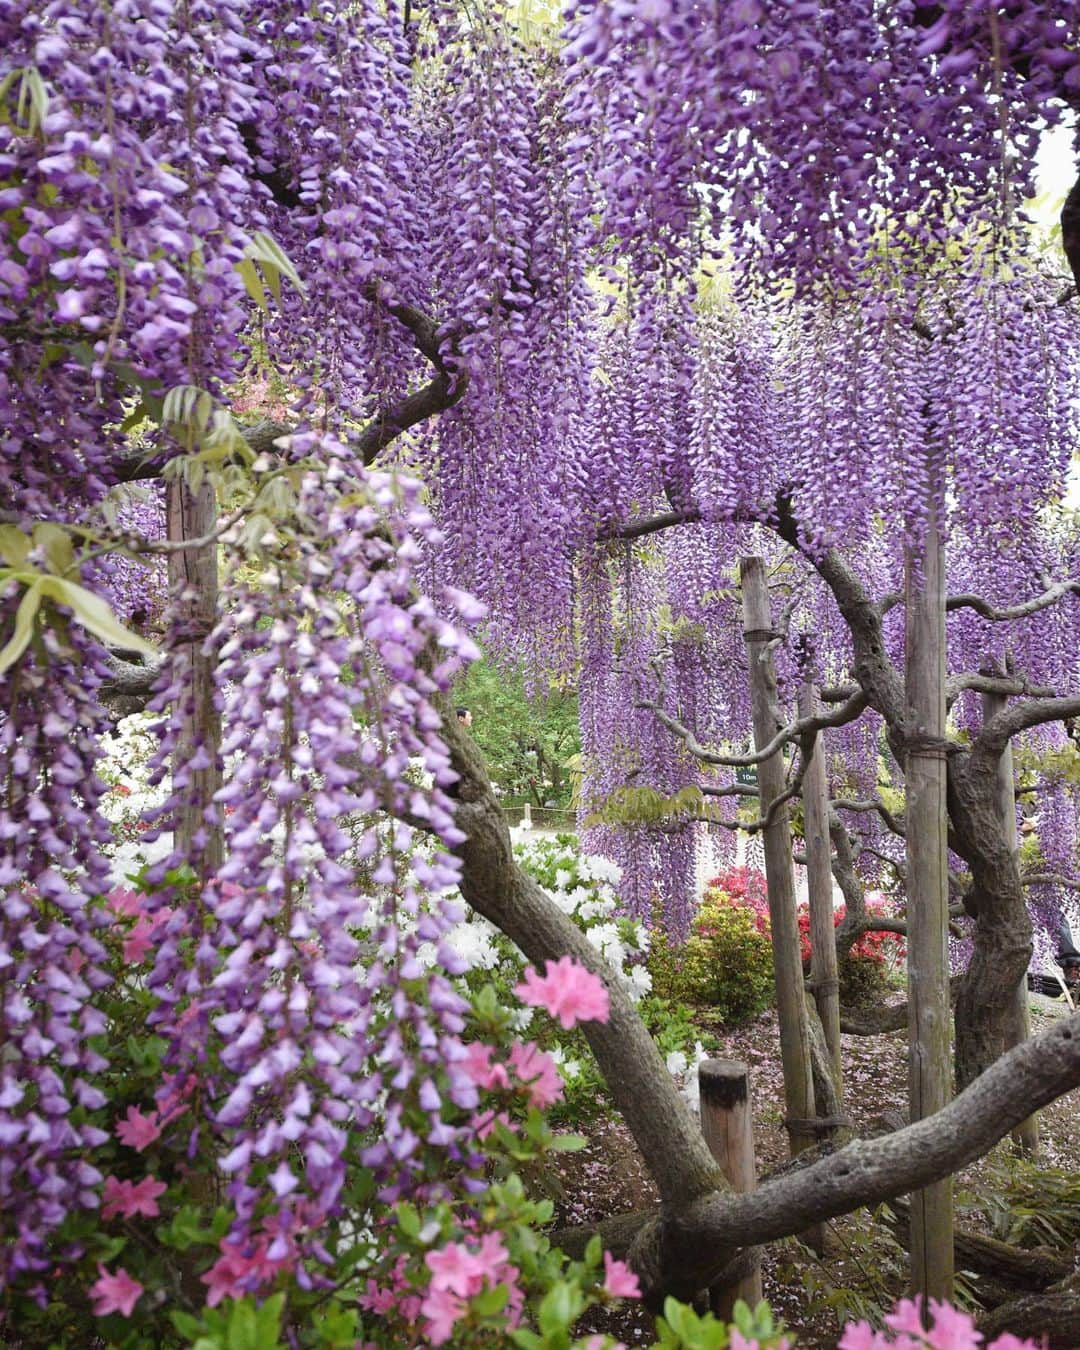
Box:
[1028,916,1080,998]
[1055,916,1080,990]
[456,706,473,728]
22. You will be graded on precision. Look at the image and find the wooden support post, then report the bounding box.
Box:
[903,503,954,1302]
[982,672,1039,1158]
[699,1060,763,1320]
[740,558,817,1160]
[800,680,843,1096]
[166,474,223,880]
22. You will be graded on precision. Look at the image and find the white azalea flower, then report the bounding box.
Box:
[666,1050,689,1077]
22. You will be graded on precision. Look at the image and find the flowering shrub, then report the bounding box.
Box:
[0,872,634,1347]
[650,872,775,1025]
[794,898,905,1007]
[431,834,674,1123]
[839,1296,1038,1350]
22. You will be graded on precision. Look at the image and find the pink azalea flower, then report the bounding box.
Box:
[925,1299,980,1350]
[420,1285,467,1345]
[885,1297,926,1337]
[460,1042,510,1092]
[359,1279,398,1315]
[89,1264,143,1318]
[473,1108,513,1140]
[426,1241,483,1298]
[839,1323,887,1350]
[101,1174,167,1220]
[114,1106,162,1151]
[122,916,157,963]
[513,956,610,1029]
[508,1040,563,1107]
[987,1335,1042,1350]
[107,888,142,918]
[602,1250,641,1300]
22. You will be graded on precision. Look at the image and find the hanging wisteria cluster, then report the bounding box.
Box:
[138,458,485,1280]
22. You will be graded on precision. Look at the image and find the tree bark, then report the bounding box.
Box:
[740,557,817,1161]
[800,682,843,1090]
[978,1293,1080,1349]
[903,499,954,1301]
[165,475,223,879]
[982,676,1039,1157]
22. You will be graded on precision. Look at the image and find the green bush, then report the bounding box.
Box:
[649,889,775,1025]
[837,952,896,1006]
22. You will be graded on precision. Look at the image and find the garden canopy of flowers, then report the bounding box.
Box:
[2,0,1080,1347]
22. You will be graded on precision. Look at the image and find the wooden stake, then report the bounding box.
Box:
[699,1060,763,1319]
[166,475,223,880]
[800,681,843,1095]
[982,672,1039,1158]
[740,557,817,1160]
[903,504,954,1302]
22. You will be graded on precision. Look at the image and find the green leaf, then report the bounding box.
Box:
[37,576,157,657]
[170,1310,207,1339]
[33,523,74,577]
[255,1292,286,1342]
[236,257,268,312]
[537,1281,585,1338]
[243,230,306,299]
[548,1132,586,1152]
[0,577,44,674]
[471,1283,510,1317]
[0,525,29,566]
[396,1202,421,1240]
[226,1299,258,1350]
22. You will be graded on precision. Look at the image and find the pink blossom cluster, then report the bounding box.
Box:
[514,956,611,1030]
[840,1297,1041,1350]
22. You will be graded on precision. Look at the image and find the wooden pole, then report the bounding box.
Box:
[982,671,1039,1158]
[903,501,954,1302]
[740,558,817,1160]
[699,1060,763,1319]
[800,680,844,1094]
[166,474,223,880]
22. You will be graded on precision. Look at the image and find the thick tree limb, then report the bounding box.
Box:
[945,580,1080,622]
[670,1012,1080,1263]
[885,1196,1071,1291]
[560,1009,1080,1302]
[1023,871,1080,891]
[439,710,725,1212]
[974,695,1080,759]
[115,292,466,482]
[978,1292,1080,1350]
[947,671,1058,704]
[832,796,906,837]
[639,687,867,769]
[839,976,963,1036]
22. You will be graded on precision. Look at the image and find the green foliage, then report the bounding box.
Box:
[585,783,707,829]
[777,1209,908,1335]
[455,658,579,807]
[0,522,157,673]
[649,891,774,1025]
[654,1297,789,1348]
[836,953,896,1007]
[958,1156,1080,1252]
[449,835,714,1127]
